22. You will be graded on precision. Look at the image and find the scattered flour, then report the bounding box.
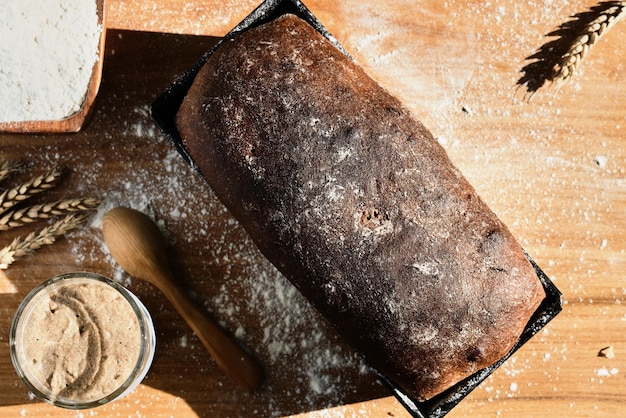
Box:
[595,367,618,378]
[0,0,101,122]
[12,0,625,413]
[52,104,378,415]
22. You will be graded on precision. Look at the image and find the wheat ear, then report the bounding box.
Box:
[0,212,90,269]
[0,165,64,216]
[552,2,626,86]
[0,160,22,183]
[518,1,626,94]
[0,197,100,231]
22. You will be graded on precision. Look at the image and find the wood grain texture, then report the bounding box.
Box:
[0,0,624,417]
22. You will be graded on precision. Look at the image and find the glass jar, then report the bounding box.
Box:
[9,272,156,409]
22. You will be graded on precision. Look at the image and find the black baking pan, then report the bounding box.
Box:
[151,1,563,416]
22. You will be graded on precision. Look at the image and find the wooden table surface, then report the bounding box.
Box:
[1,0,625,416]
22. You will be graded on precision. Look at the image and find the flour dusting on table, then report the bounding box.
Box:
[53,105,379,415]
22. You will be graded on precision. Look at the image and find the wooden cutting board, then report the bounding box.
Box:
[0,1,624,417]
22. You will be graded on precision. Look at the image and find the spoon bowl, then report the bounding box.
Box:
[102,206,263,390]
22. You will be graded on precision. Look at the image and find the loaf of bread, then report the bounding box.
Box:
[176,14,545,401]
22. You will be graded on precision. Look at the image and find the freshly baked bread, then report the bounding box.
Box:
[176,14,545,401]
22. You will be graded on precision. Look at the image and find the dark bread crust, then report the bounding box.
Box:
[176,14,545,401]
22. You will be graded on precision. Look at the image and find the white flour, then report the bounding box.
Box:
[0,0,101,122]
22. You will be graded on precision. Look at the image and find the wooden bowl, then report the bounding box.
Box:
[0,0,106,134]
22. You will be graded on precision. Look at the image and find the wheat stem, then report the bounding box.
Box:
[0,212,90,269]
[0,165,64,216]
[0,197,100,231]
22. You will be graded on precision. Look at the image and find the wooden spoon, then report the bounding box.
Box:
[101,206,263,390]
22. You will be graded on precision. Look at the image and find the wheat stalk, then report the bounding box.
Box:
[0,212,90,269]
[0,160,22,183]
[552,2,626,86]
[0,164,64,216]
[0,197,100,231]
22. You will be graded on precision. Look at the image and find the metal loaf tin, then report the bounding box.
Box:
[151,1,563,416]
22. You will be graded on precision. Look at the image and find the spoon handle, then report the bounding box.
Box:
[154,269,263,390]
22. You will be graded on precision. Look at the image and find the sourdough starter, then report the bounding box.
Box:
[17,279,142,401]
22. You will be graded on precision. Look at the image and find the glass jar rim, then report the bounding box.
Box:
[9,271,156,409]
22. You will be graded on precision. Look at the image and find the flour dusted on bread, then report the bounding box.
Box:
[176,14,545,401]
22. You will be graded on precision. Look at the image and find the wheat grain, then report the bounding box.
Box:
[552,2,626,86]
[0,164,64,215]
[0,160,22,183]
[0,197,100,231]
[0,212,90,269]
